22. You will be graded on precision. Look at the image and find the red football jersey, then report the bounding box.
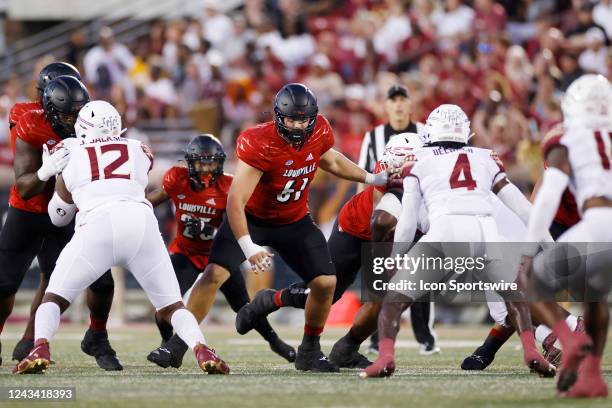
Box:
[541,126,580,228]
[337,161,386,240]
[9,109,62,213]
[163,166,232,270]
[236,115,335,224]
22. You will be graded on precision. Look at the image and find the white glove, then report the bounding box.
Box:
[365,170,388,186]
[37,144,70,182]
[238,235,274,273]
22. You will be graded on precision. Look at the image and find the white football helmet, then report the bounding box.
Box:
[424,104,471,144]
[381,132,423,168]
[74,100,124,140]
[561,74,611,125]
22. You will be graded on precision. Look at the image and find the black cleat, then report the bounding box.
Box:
[81,328,123,371]
[12,338,34,361]
[147,334,188,369]
[268,337,296,363]
[461,347,495,370]
[295,345,339,373]
[236,289,279,335]
[329,337,372,369]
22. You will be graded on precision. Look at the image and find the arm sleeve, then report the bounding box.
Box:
[526,167,569,245]
[48,192,77,227]
[496,182,532,226]
[488,151,507,187]
[393,176,421,244]
[236,130,270,172]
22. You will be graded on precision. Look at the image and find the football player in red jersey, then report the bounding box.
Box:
[215,83,390,372]
[235,134,427,369]
[145,135,295,368]
[0,75,118,370]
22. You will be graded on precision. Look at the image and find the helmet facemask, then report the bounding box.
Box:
[186,152,226,189]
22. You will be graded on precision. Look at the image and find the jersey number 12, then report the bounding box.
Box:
[86,144,131,181]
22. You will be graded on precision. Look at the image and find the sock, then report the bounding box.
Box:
[34,302,61,343]
[519,330,538,355]
[552,320,573,348]
[481,326,513,355]
[155,313,174,342]
[275,286,308,309]
[253,318,279,343]
[535,324,552,344]
[170,309,206,350]
[302,325,323,347]
[582,354,602,375]
[378,338,395,359]
[89,314,108,332]
[565,314,578,331]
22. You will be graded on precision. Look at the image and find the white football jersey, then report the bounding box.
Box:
[406,145,506,221]
[60,136,153,213]
[558,124,612,213]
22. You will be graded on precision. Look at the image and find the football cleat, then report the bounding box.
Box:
[419,342,441,356]
[147,335,188,369]
[268,337,296,363]
[195,343,230,374]
[81,328,123,371]
[13,340,50,374]
[235,289,278,335]
[461,347,495,371]
[12,338,34,362]
[360,355,395,378]
[542,333,562,368]
[295,345,339,373]
[564,355,608,398]
[557,332,593,392]
[329,337,372,369]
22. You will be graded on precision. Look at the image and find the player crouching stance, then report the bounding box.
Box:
[14,101,228,375]
[519,75,611,397]
[362,104,555,378]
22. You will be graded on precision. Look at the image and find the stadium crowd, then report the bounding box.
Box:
[1,0,612,223]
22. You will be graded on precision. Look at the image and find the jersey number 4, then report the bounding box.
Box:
[594,131,612,170]
[277,177,309,202]
[86,144,131,181]
[449,153,476,190]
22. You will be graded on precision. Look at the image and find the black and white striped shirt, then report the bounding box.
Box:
[357,122,423,171]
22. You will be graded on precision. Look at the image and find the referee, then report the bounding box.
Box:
[359,84,439,355]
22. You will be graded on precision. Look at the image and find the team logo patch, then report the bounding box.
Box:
[206,198,216,205]
[285,160,293,166]
[56,208,66,216]
[177,194,186,199]
[306,153,314,161]
[47,140,57,145]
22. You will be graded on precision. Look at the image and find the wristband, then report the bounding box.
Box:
[238,235,261,259]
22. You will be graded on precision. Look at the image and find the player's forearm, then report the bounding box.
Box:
[496,182,532,226]
[227,194,250,240]
[16,173,48,199]
[526,168,568,245]
[323,151,368,183]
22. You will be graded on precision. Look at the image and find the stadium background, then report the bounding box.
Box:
[0,0,610,326]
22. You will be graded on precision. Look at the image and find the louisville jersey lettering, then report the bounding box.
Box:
[236,114,335,224]
[61,136,153,214]
[9,109,62,213]
[544,123,612,214]
[403,146,505,221]
[163,166,232,270]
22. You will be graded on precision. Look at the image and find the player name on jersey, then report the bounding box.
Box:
[282,163,317,178]
[177,202,217,215]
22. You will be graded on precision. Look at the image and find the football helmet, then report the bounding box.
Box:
[43,76,89,139]
[184,134,226,188]
[424,104,471,145]
[37,62,81,100]
[74,100,123,141]
[381,132,422,169]
[274,83,319,148]
[561,74,611,125]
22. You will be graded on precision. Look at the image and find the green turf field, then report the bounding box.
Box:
[0,324,610,408]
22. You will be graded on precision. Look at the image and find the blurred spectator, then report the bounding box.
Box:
[201,2,234,52]
[593,0,612,40]
[559,51,585,91]
[473,0,507,37]
[431,0,475,46]
[372,0,412,64]
[83,27,135,99]
[504,45,534,104]
[302,53,344,110]
[66,28,89,69]
[565,1,609,48]
[578,27,609,75]
[143,58,178,118]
